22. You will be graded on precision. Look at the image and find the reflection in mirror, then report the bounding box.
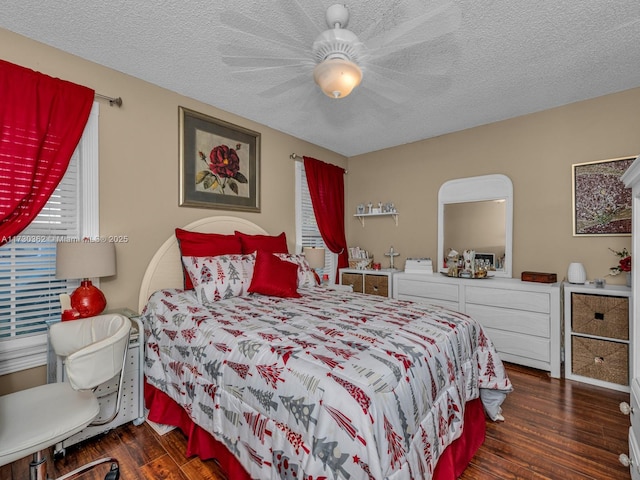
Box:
[437,174,513,278]
[444,200,506,268]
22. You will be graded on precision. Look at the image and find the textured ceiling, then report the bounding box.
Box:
[1,1,639,157]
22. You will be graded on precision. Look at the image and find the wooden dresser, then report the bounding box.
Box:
[393,273,561,377]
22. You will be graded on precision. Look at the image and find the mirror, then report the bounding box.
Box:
[437,174,513,278]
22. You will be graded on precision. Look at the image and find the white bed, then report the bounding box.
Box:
[138,216,512,480]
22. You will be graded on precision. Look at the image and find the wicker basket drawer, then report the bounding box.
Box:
[571,293,628,340]
[364,275,389,297]
[341,273,363,293]
[571,336,628,386]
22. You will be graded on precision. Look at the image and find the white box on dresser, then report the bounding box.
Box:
[393,273,561,378]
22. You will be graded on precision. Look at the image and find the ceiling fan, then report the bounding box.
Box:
[219,1,461,105]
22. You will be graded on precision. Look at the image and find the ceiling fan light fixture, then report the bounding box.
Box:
[313,57,362,99]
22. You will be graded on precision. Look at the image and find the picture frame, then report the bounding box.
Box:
[179,106,260,212]
[474,252,495,268]
[572,156,634,236]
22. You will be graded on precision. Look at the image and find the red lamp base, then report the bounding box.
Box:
[70,280,107,318]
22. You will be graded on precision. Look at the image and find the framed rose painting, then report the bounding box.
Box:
[572,156,634,236]
[179,107,260,212]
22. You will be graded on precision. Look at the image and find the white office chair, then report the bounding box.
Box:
[0,313,131,480]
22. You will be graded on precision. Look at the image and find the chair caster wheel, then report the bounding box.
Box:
[104,463,120,480]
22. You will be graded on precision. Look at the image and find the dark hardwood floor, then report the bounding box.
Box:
[1,363,631,479]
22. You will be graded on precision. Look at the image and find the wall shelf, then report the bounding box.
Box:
[354,212,398,227]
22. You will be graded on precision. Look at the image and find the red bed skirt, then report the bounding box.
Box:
[145,381,485,479]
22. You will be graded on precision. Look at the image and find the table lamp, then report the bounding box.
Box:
[303,246,326,285]
[56,241,116,318]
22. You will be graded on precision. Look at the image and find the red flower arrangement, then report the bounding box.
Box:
[609,247,631,275]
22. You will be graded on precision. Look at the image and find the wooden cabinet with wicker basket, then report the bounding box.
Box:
[339,268,398,297]
[564,282,631,392]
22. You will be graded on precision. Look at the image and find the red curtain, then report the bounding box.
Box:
[0,59,94,246]
[303,156,349,282]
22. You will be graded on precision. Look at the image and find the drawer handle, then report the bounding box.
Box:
[620,401,633,415]
[594,312,605,320]
[594,356,605,364]
[373,286,378,291]
[620,453,632,468]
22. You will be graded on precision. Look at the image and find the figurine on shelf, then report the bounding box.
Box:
[356,204,365,214]
[367,202,373,214]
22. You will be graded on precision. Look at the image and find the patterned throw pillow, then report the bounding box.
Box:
[274,253,319,288]
[182,253,255,304]
[175,228,243,290]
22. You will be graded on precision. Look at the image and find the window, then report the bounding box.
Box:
[295,161,336,282]
[0,103,99,375]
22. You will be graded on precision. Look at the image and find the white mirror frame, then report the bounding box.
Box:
[437,174,513,278]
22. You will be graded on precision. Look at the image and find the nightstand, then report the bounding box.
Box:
[48,308,145,455]
[563,282,631,392]
[339,268,400,297]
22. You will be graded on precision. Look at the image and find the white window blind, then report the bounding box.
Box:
[295,161,336,282]
[0,102,99,375]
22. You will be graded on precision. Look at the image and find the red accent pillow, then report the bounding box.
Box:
[248,251,301,298]
[175,228,243,289]
[235,231,288,255]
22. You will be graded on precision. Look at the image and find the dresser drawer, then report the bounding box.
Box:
[484,328,550,363]
[466,285,550,314]
[364,275,388,297]
[466,304,550,338]
[341,273,363,293]
[571,293,628,340]
[394,277,459,303]
[571,336,629,386]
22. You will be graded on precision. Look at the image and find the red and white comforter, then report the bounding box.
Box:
[143,287,512,479]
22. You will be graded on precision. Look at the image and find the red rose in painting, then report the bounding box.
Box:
[209,145,240,178]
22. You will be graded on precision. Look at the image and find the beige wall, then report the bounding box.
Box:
[2,26,639,392]
[0,27,346,310]
[346,88,640,284]
[0,28,346,392]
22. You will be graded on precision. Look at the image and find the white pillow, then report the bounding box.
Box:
[182,253,256,304]
[274,253,319,288]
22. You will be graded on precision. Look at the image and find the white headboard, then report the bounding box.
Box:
[138,216,268,313]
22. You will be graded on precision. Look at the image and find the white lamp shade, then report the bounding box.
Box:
[313,58,362,98]
[56,241,117,279]
[303,247,326,269]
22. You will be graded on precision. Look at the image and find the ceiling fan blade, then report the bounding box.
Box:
[366,36,461,77]
[221,42,311,69]
[363,0,461,58]
[283,0,324,39]
[256,71,315,98]
[219,10,310,57]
